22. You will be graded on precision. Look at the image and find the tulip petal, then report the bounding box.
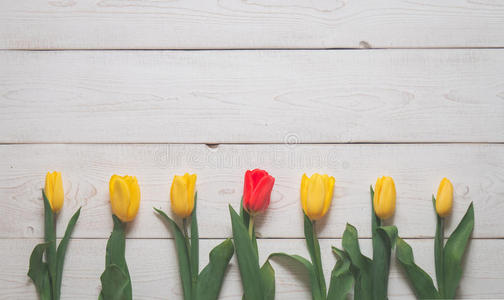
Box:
[251,174,274,212]
[186,173,197,216]
[321,176,335,218]
[373,177,384,217]
[243,170,254,211]
[52,172,64,213]
[381,177,396,219]
[110,176,130,222]
[300,174,309,215]
[250,169,267,186]
[171,175,190,218]
[44,172,55,211]
[307,174,325,220]
[125,177,140,222]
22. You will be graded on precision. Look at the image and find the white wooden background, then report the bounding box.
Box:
[1,1,503,299]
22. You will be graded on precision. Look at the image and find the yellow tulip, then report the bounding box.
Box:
[373,176,396,220]
[300,173,335,221]
[44,171,64,213]
[436,178,453,217]
[171,173,197,218]
[109,175,140,222]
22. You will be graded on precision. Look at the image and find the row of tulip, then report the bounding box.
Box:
[29,170,474,300]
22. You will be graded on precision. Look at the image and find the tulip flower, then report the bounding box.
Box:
[229,169,276,300]
[44,171,64,213]
[156,174,234,300]
[171,173,197,218]
[395,178,474,299]
[109,175,140,222]
[373,176,396,220]
[243,169,275,215]
[341,178,399,299]
[435,177,453,217]
[300,173,335,221]
[270,173,352,300]
[101,175,141,300]
[29,172,80,300]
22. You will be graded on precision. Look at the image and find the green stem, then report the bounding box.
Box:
[52,214,60,300]
[372,216,384,300]
[182,217,194,300]
[437,218,445,297]
[183,218,191,257]
[310,220,327,298]
[312,219,317,285]
[43,192,57,300]
[248,215,255,240]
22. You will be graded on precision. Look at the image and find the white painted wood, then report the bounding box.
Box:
[1,144,501,239]
[1,238,501,299]
[1,50,503,143]
[1,1,504,49]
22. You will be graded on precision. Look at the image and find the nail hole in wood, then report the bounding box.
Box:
[359,41,371,49]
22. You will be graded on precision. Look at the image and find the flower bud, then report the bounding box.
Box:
[109,175,140,222]
[243,169,275,214]
[300,173,335,221]
[436,178,453,217]
[44,171,64,213]
[373,176,396,220]
[170,173,197,218]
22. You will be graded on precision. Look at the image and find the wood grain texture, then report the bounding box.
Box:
[1,50,504,143]
[1,1,504,49]
[1,144,502,239]
[1,238,502,299]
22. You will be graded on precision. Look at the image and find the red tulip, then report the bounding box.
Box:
[243,169,275,214]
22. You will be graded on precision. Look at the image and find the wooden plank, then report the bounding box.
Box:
[1,1,504,49]
[1,238,502,299]
[1,144,501,239]
[1,50,503,143]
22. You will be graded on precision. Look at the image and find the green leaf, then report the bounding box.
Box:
[191,193,199,299]
[327,247,354,300]
[376,225,398,300]
[395,237,440,299]
[370,186,392,300]
[269,253,322,300]
[342,223,372,300]
[260,261,276,300]
[304,214,326,298]
[370,186,380,236]
[55,207,81,300]
[100,215,132,300]
[229,205,264,300]
[196,239,235,300]
[443,203,474,299]
[377,226,397,248]
[155,208,192,300]
[28,242,52,300]
[240,197,258,257]
[42,190,57,299]
[239,196,247,224]
[433,195,445,297]
[108,216,131,274]
[99,264,130,300]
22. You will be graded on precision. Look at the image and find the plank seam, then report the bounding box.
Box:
[3,47,504,51]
